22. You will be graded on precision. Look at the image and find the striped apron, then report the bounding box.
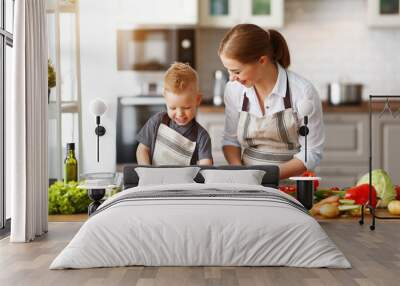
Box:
[237,74,300,165]
[152,114,197,166]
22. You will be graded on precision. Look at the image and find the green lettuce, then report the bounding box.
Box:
[357,169,396,207]
[48,181,91,214]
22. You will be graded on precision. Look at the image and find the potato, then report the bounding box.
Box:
[388,200,400,215]
[310,207,319,216]
[319,204,340,218]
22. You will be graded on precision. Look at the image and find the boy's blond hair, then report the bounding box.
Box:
[164,62,199,94]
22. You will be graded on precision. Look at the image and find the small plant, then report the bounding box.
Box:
[48,181,91,214]
[48,60,56,89]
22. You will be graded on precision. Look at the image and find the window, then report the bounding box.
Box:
[0,0,14,234]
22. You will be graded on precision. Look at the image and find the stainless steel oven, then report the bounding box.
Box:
[116,96,166,165]
[117,27,195,71]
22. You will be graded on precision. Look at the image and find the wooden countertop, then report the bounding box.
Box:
[48,209,400,222]
[199,100,400,114]
[198,105,225,113]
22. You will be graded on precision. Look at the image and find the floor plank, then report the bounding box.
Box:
[0,221,399,286]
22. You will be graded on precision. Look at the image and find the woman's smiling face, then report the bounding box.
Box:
[220,54,264,88]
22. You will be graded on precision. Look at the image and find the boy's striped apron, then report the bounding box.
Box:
[152,114,197,166]
[237,73,301,165]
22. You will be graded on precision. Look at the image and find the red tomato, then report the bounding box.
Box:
[279,185,296,194]
[302,170,319,189]
[302,171,316,177]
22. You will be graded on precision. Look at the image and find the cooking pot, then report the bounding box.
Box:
[327,83,363,106]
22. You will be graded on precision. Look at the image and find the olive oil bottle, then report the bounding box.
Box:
[64,143,78,184]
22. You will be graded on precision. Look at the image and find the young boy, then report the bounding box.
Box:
[136,62,213,166]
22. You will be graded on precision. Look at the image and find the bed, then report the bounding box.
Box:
[50,165,350,269]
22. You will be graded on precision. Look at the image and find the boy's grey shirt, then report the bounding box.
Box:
[136,111,213,164]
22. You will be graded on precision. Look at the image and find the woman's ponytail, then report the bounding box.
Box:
[268,29,290,68]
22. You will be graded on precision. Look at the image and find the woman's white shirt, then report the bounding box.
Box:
[222,64,325,170]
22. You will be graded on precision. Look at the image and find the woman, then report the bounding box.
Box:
[219,24,324,179]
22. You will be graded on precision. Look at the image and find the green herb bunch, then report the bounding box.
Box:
[48,181,91,214]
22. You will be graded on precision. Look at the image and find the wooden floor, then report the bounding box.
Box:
[0,221,399,286]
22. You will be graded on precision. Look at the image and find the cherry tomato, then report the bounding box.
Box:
[302,170,319,189]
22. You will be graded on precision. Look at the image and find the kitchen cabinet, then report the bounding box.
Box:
[116,0,198,27]
[367,0,400,27]
[196,112,227,165]
[320,113,400,187]
[316,165,369,189]
[321,114,369,164]
[197,108,400,186]
[315,113,370,188]
[372,114,400,184]
[199,0,284,28]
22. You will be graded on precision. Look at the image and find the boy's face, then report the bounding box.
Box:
[164,88,201,126]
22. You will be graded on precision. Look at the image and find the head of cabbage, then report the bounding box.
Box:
[357,169,396,207]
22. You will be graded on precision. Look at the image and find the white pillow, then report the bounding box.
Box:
[135,167,200,186]
[200,169,266,185]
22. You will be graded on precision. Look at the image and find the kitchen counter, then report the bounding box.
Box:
[199,100,400,113]
[199,105,225,113]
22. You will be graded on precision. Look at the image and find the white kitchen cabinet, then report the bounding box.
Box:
[372,114,400,184]
[322,114,369,164]
[317,113,370,188]
[199,0,238,27]
[199,0,284,28]
[319,113,400,187]
[196,112,227,165]
[368,0,400,27]
[116,0,198,27]
[315,165,369,189]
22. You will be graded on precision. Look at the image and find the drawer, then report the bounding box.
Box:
[322,114,368,163]
[196,113,225,152]
[374,116,400,185]
[212,152,227,166]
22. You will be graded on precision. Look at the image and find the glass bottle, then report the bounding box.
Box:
[64,143,78,184]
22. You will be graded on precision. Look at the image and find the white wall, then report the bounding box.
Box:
[284,0,400,100]
[80,0,117,173]
[80,0,164,173]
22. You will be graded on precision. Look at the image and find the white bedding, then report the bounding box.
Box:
[50,183,351,269]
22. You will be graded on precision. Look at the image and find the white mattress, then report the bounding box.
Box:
[50,183,351,269]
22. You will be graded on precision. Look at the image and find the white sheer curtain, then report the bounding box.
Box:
[10,0,48,242]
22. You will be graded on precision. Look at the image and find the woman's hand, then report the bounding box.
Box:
[279,158,307,179]
[222,145,243,165]
[136,143,151,165]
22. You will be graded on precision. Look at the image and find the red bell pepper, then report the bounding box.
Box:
[302,171,319,189]
[395,185,400,200]
[344,184,377,208]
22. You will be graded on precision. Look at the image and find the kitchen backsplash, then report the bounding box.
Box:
[197,0,400,101]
